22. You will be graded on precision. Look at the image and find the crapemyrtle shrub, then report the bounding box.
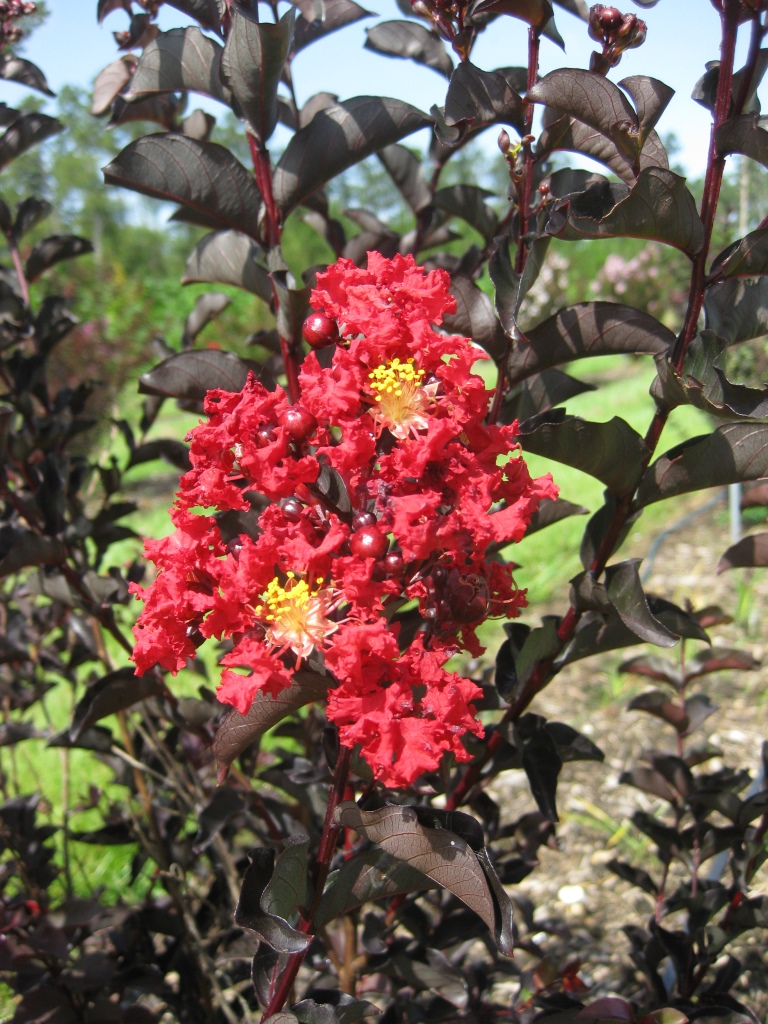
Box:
[2,1,768,1023]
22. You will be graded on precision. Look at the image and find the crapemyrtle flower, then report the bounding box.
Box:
[131,252,557,788]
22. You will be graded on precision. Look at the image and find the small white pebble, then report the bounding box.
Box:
[558,884,585,905]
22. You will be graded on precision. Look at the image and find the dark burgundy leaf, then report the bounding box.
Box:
[705,277,768,345]
[0,55,55,97]
[128,439,191,471]
[626,692,688,733]
[686,647,760,679]
[618,654,682,688]
[97,0,131,23]
[222,8,294,141]
[637,423,768,507]
[604,560,679,647]
[439,62,526,145]
[25,236,94,283]
[652,331,768,420]
[683,693,718,736]
[273,97,431,215]
[518,413,649,496]
[183,291,231,345]
[538,111,668,185]
[545,722,604,763]
[491,234,551,339]
[471,0,554,28]
[0,113,63,173]
[516,714,562,822]
[443,274,507,362]
[528,68,640,156]
[503,368,596,422]
[292,0,373,52]
[70,667,165,740]
[607,859,657,896]
[716,112,768,167]
[523,497,589,536]
[579,996,635,1022]
[378,143,432,213]
[139,349,266,401]
[545,169,704,256]
[335,802,515,954]
[365,21,452,78]
[69,823,135,844]
[711,227,768,278]
[234,839,312,954]
[0,196,11,234]
[125,27,232,106]
[182,229,272,302]
[718,532,768,572]
[110,92,183,130]
[315,849,438,927]
[432,184,498,241]
[504,617,560,696]
[620,766,679,804]
[164,0,223,31]
[553,0,589,17]
[92,56,136,115]
[213,670,329,779]
[103,134,262,239]
[506,302,673,384]
[0,529,66,578]
[617,75,675,143]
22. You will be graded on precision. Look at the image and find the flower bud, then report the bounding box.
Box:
[497,129,511,155]
[302,311,340,349]
[352,511,377,531]
[350,526,388,560]
[278,405,317,443]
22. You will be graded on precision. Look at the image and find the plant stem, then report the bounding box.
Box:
[262,743,353,1017]
[247,133,302,405]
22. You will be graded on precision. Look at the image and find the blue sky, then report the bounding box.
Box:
[11,1,742,177]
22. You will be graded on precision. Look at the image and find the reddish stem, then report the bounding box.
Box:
[262,744,353,1017]
[247,133,301,405]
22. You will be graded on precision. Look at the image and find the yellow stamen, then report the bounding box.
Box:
[367,357,433,439]
[256,572,340,661]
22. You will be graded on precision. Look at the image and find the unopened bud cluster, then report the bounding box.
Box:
[0,0,35,47]
[588,4,646,72]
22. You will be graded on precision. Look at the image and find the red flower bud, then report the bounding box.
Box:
[280,497,304,522]
[350,526,388,560]
[278,405,318,443]
[352,511,377,531]
[302,312,340,349]
[599,6,622,31]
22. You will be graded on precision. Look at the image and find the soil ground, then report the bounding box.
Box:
[502,497,768,1017]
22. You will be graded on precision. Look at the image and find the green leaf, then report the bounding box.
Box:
[506,301,673,385]
[182,230,272,303]
[0,113,63,173]
[637,423,768,507]
[213,670,329,780]
[222,7,295,141]
[518,412,649,496]
[335,802,515,955]
[273,97,431,215]
[125,27,233,106]
[315,849,438,927]
[545,168,704,256]
[364,20,453,78]
[716,112,768,167]
[103,134,262,238]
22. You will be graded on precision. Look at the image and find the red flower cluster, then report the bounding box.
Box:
[131,252,557,788]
